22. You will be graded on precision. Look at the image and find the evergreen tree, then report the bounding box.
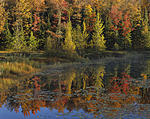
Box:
[131,24,145,49]
[28,31,38,51]
[3,21,13,49]
[131,8,149,50]
[12,25,26,51]
[45,35,57,51]
[118,31,132,50]
[91,12,106,51]
[82,21,89,44]
[104,16,118,50]
[72,24,87,55]
[63,20,76,52]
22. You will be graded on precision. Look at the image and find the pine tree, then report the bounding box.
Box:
[63,20,76,52]
[28,31,38,51]
[72,25,87,55]
[12,25,26,51]
[91,12,106,51]
[82,21,89,44]
[45,35,57,51]
[131,24,144,49]
[118,32,132,50]
[104,16,118,50]
[3,21,13,49]
[131,8,150,49]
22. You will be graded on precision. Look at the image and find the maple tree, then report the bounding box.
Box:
[110,3,132,50]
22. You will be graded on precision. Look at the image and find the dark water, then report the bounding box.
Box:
[0,54,150,119]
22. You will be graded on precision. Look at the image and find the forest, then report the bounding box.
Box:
[0,0,150,57]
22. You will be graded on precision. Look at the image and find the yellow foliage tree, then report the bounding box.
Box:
[63,20,76,52]
[13,0,33,35]
[85,4,93,16]
[0,2,6,33]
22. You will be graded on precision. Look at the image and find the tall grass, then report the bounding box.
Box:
[0,62,38,77]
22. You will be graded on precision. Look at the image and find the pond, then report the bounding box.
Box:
[0,53,150,119]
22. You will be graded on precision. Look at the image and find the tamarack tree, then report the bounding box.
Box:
[91,12,106,51]
[63,20,76,52]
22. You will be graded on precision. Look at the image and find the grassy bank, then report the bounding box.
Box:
[0,50,147,63]
[0,50,149,79]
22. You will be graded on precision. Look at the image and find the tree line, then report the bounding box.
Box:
[0,0,150,54]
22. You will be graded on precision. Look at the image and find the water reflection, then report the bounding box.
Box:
[0,56,150,118]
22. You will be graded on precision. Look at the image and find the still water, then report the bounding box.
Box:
[0,54,150,119]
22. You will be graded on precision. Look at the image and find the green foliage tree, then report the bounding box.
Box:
[118,32,132,50]
[82,21,89,45]
[12,25,26,51]
[63,20,76,52]
[104,16,118,50]
[131,24,144,49]
[2,21,13,49]
[28,31,38,51]
[131,8,149,50]
[91,12,106,51]
[45,35,58,51]
[72,24,87,55]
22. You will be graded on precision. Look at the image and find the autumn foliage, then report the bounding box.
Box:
[0,0,149,52]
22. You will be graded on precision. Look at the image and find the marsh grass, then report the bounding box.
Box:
[0,50,145,79]
[0,78,18,90]
[0,62,38,77]
[45,49,88,63]
[0,51,48,78]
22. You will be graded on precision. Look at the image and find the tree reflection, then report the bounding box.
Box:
[0,59,150,118]
[110,72,131,95]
